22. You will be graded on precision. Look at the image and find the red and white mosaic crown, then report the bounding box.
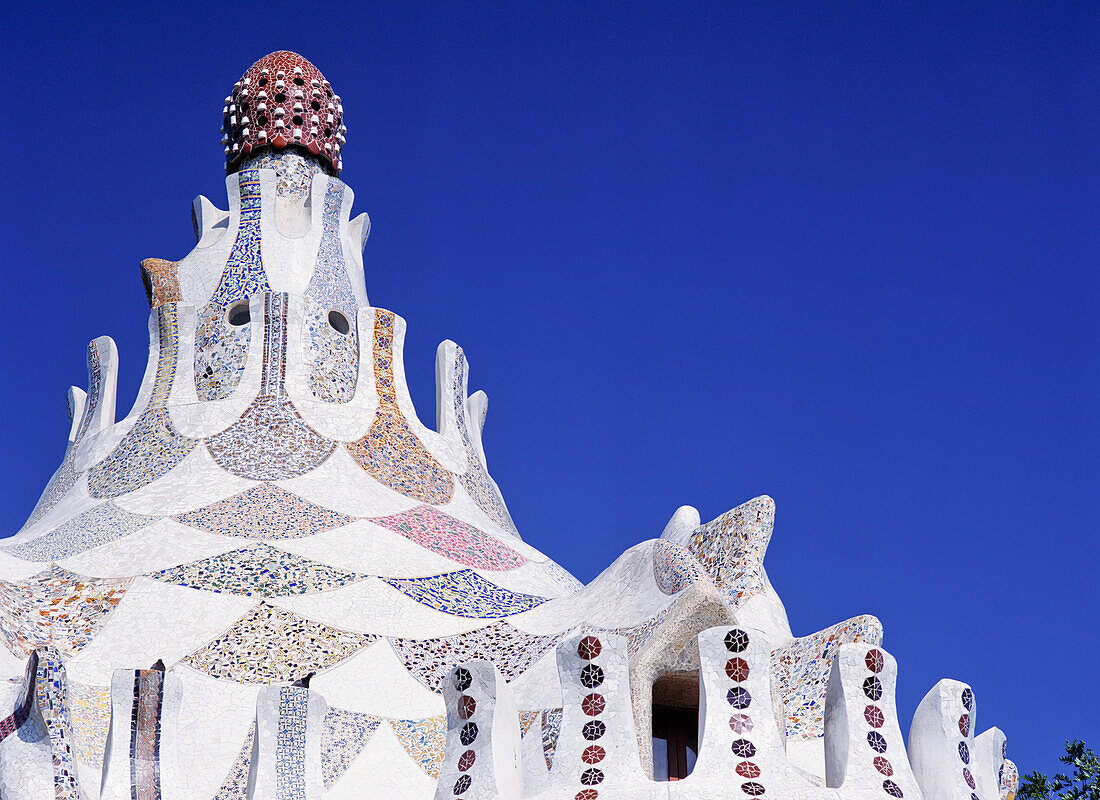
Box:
[222,51,346,176]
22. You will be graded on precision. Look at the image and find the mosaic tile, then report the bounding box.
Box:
[212,723,254,800]
[275,687,308,799]
[370,505,527,571]
[25,338,107,527]
[541,560,583,594]
[242,150,323,200]
[89,304,197,499]
[130,669,165,800]
[35,647,86,799]
[24,457,80,532]
[346,311,454,504]
[652,539,706,595]
[173,483,354,539]
[321,707,380,789]
[182,603,375,683]
[389,716,445,778]
[3,502,156,562]
[0,566,130,657]
[194,304,252,402]
[390,621,560,693]
[225,53,346,176]
[211,169,270,307]
[140,259,182,309]
[147,543,366,597]
[594,606,673,658]
[1001,758,1018,800]
[383,570,547,618]
[193,169,268,400]
[305,180,359,403]
[69,681,110,768]
[73,338,107,445]
[206,293,336,479]
[771,614,883,739]
[451,348,516,533]
[541,708,562,771]
[518,709,540,737]
[305,298,358,403]
[0,651,35,745]
[685,496,774,609]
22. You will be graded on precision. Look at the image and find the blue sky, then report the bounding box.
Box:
[0,0,1095,778]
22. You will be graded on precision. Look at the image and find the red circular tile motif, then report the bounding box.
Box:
[963,767,975,789]
[581,694,606,716]
[578,637,602,660]
[575,792,598,800]
[883,779,904,798]
[735,761,762,778]
[581,745,605,764]
[873,756,893,776]
[726,658,750,682]
[458,750,476,771]
[958,714,970,737]
[864,705,885,728]
[866,649,885,673]
[458,696,476,720]
[741,782,766,796]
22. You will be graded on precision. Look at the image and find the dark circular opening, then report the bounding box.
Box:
[292,115,303,126]
[324,127,332,137]
[258,115,268,126]
[274,92,287,103]
[258,77,268,87]
[311,100,321,111]
[293,76,305,86]
[227,300,251,326]
[328,310,350,335]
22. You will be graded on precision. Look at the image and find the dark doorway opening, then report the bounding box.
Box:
[652,673,699,780]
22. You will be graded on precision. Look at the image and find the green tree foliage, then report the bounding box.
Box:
[1019,740,1100,800]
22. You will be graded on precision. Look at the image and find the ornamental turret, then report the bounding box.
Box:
[0,52,1016,800]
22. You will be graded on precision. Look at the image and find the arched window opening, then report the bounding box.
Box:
[652,672,699,781]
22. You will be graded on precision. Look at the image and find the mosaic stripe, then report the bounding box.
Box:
[130,670,165,800]
[383,570,547,618]
[89,305,196,499]
[173,484,353,539]
[346,311,454,504]
[370,505,527,571]
[206,293,336,480]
